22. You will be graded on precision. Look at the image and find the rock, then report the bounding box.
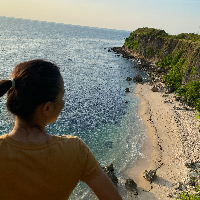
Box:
[105,141,113,149]
[126,77,132,81]
[133,75,143,83]
[102,164,118,187]
[185,160,196,168]
[165,86,175,94]
[175,182,185,191]
[184,176,196,186]
[167,193,174,198]
[125,179,138,195]
[151,86,158,92]
[125,88,130,92]
[175,96,181,101]
[106,163,114,172]
[157,67,165,73]
[143,170,157,182]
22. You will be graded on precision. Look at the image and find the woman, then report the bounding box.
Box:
[0,60,122,200]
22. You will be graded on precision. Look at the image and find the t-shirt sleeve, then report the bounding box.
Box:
[78,138,101,182]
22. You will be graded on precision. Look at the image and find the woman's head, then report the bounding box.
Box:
[0,59,63,122]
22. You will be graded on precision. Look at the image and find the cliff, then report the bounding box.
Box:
[114,27,200,84]
[113,28,200,115]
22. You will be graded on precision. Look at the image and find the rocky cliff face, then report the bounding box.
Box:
[116,28,200,84]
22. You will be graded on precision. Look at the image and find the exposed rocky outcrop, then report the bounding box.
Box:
[125,179,138,195]
[102,163,118,187]
[143,169,157,182]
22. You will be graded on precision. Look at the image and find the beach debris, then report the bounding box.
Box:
[125,88,130,92]
[126,77,132,81]
[143,169,157,182]
[151,86,158,92]
[102,163,118,187]
[125,179,138,195]
[133,75,143,83]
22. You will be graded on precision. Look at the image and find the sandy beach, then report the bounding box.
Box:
[123,83,200,199]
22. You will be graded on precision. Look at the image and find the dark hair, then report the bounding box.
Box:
[0,59,62,122]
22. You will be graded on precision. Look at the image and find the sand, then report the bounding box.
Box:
[123,83,200,200]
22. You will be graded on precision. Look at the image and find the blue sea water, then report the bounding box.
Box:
[0,16,147,199]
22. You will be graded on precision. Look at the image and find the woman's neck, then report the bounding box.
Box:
[8,118,52,143]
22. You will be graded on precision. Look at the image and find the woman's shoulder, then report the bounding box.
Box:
[54,135,86,147]
[0,134,8,143]
[55,135,79,141]
[55,135,88,151]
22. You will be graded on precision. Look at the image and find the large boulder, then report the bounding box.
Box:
[102,164,118,187]
[143,169,157,182]
[125,179,138,195]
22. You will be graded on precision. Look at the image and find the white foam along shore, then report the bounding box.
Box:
[123,83,200,200]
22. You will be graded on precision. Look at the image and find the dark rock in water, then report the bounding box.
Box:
[102,163,118,187]
[133,75,142,83]
[143,170,157,182]
[125,179,138,195]
[106,163,114,172]
[125,88,130,92]
[108,49,111,52]
[126,77,132,81]
[151,86,159,92]
[105,141,113,149]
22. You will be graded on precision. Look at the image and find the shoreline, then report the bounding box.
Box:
[123,83,200,199]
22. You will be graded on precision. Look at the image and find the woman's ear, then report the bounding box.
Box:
[42,101,54,116]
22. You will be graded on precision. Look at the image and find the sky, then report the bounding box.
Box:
[0,0,200,35]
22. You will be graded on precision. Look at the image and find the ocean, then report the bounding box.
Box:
[0,16,147,199]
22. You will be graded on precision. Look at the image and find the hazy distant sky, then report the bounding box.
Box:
[0,0,199,35]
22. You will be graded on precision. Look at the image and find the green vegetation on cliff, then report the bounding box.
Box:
[123,27,200,117]
[124,27,200,42]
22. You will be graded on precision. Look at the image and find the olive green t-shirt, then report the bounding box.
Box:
[0,134,101,200]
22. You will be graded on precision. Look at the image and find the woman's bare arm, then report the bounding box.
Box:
[85,168,122,200]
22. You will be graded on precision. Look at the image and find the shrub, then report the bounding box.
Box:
[177,176,200,200]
